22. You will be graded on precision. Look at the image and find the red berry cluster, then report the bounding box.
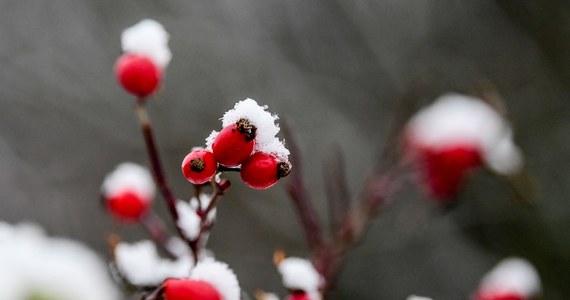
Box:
[182,117,291,189]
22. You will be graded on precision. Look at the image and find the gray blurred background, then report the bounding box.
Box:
[1,0,569,299]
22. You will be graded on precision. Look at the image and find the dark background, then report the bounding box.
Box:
[1,1,569,299]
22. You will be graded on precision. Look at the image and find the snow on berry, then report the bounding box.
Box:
[241,152,291,190]
[206,98,290,162]
[176,200,201,240]
[182,149,218,184]
[116,19,171,98]
[163,278,222,300]
[101,163,155,221]
[406,93,523,175]
[190,258,241,300]
[121,19,171,69]
[114,240,193,286]
[277,257,323,295]
[474,257,541,300]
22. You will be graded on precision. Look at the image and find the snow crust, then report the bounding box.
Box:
[478,257,541,298]
[406,295,433,300]
[207,98,290,162]
[102,162,155,203]
[121,19,172,68]
[407,93,522,175]
[115,240,193,286]
[278,257,322,293]
[0,222,119,300]
[191,258,241,300]
[176,201,201,240]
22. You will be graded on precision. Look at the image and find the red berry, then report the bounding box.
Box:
[163,279,221,300]
[105,189,150,222]
[421,144,481,200]
[286,293,311,300]
[212,119,256,167]
[115,53,161,98]
[475,290,525,300]
[182,149,218,185]
[240,152,291,190]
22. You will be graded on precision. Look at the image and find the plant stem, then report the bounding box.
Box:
[134,100,188,245]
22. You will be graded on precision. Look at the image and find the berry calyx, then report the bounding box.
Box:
[182,149,218,185]
[105,189,151,222]
[240,152,291,190]
[163,278,222,300]
[421,144,482,200]
[212,118,256,167]
[115,53,161,98]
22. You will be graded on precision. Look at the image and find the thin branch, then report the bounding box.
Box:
[282,121,325,252]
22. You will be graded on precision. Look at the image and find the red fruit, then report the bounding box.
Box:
[212,119,256,167]
[105,189,150,222]
[163,279,221,300]
[421,144,482,200]
[240,152,291,190]
[115,53,161,98]
[182,149,218,184]
[475,290,525,300]
[286,293,311,300]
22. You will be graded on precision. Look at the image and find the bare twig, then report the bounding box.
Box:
[282,121,325,252]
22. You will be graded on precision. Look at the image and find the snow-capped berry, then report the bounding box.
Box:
[212,118,256,167]
[115,53,161,98]
[421,144,482,200]
[475,257,541,300]
[240,152,291,190]
[101,163,155,222]
[182,149,218,184]
[121,19,171,69]
[277,257,322,294]
[163,278,221,300]
[106,189,151,221]
[190,258,241,300]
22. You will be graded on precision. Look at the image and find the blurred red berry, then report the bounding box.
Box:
[163,278,221,300]
[212,118,256,167]
[181,149,218,184]
[475,290,525,300]
[240,152,290,190]
[421,144,482,200]
[286,292,311,300]
[115,53,161,98]
[105,189,150,222]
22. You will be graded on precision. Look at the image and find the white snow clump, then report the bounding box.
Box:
[478,257,541,298]
[0,222,120,300]
[278,257,323,294]
[101,162,156,202]
[115,239,193,286]
[121,19,172,68]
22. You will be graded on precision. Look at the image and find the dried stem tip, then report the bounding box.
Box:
[190,158,205,172]
[236,118,257,141]
[278,162,292,178]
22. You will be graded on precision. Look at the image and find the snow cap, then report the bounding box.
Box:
[207,98,290,162]
[121,19,172,68]
[406,93,523,175]
[101,162,155,202]
[0,222,119,300]
[278,257,323,293]
[191,258,241,300]
[115,240,193,286]
[477,257,541,298]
